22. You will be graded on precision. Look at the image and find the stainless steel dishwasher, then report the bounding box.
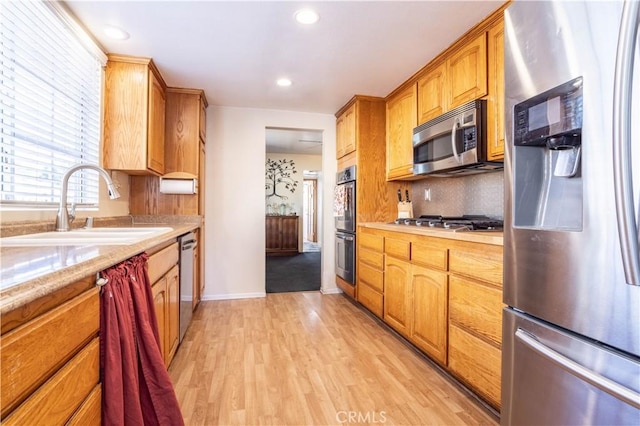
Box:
[178,232,197,342]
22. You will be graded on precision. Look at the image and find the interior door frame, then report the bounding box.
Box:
[303,178,318,242]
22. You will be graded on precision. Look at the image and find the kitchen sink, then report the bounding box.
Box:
[0,227,173,247]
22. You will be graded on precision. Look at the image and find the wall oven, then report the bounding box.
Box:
[334,165,356,285]
[412,99,503,176]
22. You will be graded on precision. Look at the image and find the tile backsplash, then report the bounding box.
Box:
[411,171,504,219]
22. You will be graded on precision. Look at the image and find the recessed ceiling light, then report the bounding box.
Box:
[276,78,292,87]
[104,25,130,40]
[294,8,319,25]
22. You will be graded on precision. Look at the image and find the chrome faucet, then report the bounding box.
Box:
[56,164,121,232]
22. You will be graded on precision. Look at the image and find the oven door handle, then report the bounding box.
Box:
[451,118,461,163]
[336,234,354,241]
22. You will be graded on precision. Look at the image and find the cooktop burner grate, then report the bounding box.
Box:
[393,215,503,230]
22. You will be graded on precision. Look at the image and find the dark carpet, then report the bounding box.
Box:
[266,252,321,293]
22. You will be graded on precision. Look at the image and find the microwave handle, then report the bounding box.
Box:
[451,118,461,163]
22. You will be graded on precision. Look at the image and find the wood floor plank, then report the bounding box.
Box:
[169,293,498,425]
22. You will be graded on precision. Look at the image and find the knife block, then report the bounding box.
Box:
[397,202,414,219]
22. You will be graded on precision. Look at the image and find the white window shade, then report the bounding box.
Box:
[0,1,105,207]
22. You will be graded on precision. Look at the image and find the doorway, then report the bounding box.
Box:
[303,175,320,252]
[265,127,323,293]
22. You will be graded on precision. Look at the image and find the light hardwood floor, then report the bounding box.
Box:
[168,292,498,425]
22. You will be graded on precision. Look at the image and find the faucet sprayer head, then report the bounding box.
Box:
[107,182,121,199]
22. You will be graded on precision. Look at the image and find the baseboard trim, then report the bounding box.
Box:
[320,287,342,295]
[202,292,266,301]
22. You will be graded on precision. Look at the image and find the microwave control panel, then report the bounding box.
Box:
[462,127,477,151]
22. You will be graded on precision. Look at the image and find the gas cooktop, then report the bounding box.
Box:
[392,215,503,231]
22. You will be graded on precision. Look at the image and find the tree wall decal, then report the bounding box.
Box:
[265,158,298,200]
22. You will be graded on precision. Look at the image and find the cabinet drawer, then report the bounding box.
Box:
[449,275,503,346]
[3,338,100,426]
[358,262,384,293]
[385,238,410,260]
[449,243,503,285]
[359,246,384,270]
[448,324,501,409]
[359,232,384,252]
[412,242,448,270]
[1,288,99,417]
[147,241,179,283]
[67,385,101,426]
[357,282,384,319]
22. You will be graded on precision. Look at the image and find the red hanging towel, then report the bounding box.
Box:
[100,253,184,426]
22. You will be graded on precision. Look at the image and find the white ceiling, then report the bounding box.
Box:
[265,127,323,155]
[66,0,503,153]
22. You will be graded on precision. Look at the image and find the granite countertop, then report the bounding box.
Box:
[0,216,201,315]
[359,222,504,246]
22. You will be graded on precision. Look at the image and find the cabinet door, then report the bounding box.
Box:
[199,141,206,215]
[281,217,298,251]
[411,265,448,366]
[265,216,281,251]
[449,275,502,346]
[487,19,505,161]
[152,276,168,365]
[199,97,207,142]
[417,61,448,124]
[386,84,417,180]
[343,103,356,156]
[165,91,200,176]
[147,70,166,175]
[447,33,488,109]
[336,114,346,159]
[383,256,412,337]
[166,265,180,365]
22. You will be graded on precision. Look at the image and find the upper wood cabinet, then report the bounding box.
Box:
[165,88,208,176]
[336,103,356,159]
[417,32,488,125]
[417,62,447,124]
[487,19,505,161]
[103,55,167,175]
[447,32,488,110]
[386,84,417,181]
[130,87,208,216]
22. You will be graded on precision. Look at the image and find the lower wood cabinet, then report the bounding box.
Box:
[266,215,299,255]
[360,226,503,410]
[0,280,101,424]
[148,241,180,367]
[411,265,448,366]
[383,255,412,337]
[357,231,385,317]
[151,264,180,367]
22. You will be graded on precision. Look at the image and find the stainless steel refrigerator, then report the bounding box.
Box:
[502,1,640,424]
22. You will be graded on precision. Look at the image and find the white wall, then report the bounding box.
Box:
[266,153,322,251]
[204,106,337,300]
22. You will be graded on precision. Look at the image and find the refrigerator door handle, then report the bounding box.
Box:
[516,328,640,409]
[613,0,640,286]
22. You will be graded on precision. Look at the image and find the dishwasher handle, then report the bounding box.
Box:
[181,239,197,250]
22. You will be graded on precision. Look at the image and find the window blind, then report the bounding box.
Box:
[0,1,105,207]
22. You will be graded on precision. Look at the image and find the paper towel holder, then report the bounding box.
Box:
[159,172,198,194]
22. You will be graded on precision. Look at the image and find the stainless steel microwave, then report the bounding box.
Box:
[412,99,503,177]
